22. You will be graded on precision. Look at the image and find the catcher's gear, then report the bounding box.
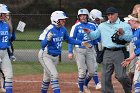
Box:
[111,32,128,45]
[47,32,53,41]
[50,11,68,25]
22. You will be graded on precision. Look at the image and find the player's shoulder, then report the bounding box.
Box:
[44,24,54,32]
[88,22,97,27]
[72,22,81,28]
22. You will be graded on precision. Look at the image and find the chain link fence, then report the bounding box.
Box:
[11,14,77,62]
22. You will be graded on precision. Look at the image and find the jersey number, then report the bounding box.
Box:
[57,42,62,49]
[2,36,8,42]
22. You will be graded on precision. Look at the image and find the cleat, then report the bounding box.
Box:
[84,86,91,93]
[79,91,83,93]
[95,82,101,90]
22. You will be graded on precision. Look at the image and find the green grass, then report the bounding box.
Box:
[12,62,78,76]
[14,30,68,49]
[12,62,101,76]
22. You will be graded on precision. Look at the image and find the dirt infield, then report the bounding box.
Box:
[12,72,126,93]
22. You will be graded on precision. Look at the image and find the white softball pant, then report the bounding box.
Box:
[38,49,59,81]
[74,47,97,78]
[0,50,13,88]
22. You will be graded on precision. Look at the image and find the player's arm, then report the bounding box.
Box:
[39,28,52,49]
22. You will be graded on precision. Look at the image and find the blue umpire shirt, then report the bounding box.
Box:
[88,18,132,48]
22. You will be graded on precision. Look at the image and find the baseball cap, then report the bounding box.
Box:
[106,7,118,14]
[89,9,103,20]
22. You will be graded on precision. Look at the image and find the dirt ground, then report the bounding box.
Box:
[12,72,128,93]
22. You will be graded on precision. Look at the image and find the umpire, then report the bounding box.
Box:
[84,7,132,93]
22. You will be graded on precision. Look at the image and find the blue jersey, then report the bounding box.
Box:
[132,28,140,56]
[68,22,96,53]
[39,24,82,56]
[0,21,11,49]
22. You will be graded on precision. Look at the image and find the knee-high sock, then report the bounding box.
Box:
[134,81,140,93]
[51,80,60,93]
[41,81,50,93]
[84,76,92,86]
[5,81,12,93]
[93,73,99,85]
[78,77,85,92]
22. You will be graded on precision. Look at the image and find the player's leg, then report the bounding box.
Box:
[41,70,51,93]
[84,48,96,93]
[74,48,87,93]
[0,58,6,92]
[38,50,51,93]
[39,50,60,93]
[133,56,140,93]
[92,63,101,90]
[1,50,13,93]
[128,57,137,86]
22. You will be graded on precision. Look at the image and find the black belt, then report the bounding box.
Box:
[0,48,6,50]
[104,47,123,51]
[48,54,58,57]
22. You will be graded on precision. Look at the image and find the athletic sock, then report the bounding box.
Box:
[84,76,92,86]
[41,81,50,93]
[5,81,12,93]
[5,87,12,93]
[134,81,140,93]
[93,73,99,85]
[78,77,85,92]
[51,80,60,93]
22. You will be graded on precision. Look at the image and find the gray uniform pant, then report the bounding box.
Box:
[101,50,131,93]
[74,47,96,78]
[38,49,59,81]
[0,50,13,88]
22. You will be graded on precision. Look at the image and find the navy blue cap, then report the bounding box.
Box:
[106,7,118,14]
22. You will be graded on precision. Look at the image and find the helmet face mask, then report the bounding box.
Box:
[50,11,68,25]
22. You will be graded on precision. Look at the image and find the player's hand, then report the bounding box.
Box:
[136,61,140,71]
[83,28,90,34]
[68,53,73,60]
[82,41,92,48]
[47,32,53,41]
[121,58,132,67]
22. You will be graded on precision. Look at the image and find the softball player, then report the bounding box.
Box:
[127,4,140,87]
[122,14,140,93]
[68,8,97,93]
[83,9,103,90]
[38,11,89,93]
[0,4,13,93]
